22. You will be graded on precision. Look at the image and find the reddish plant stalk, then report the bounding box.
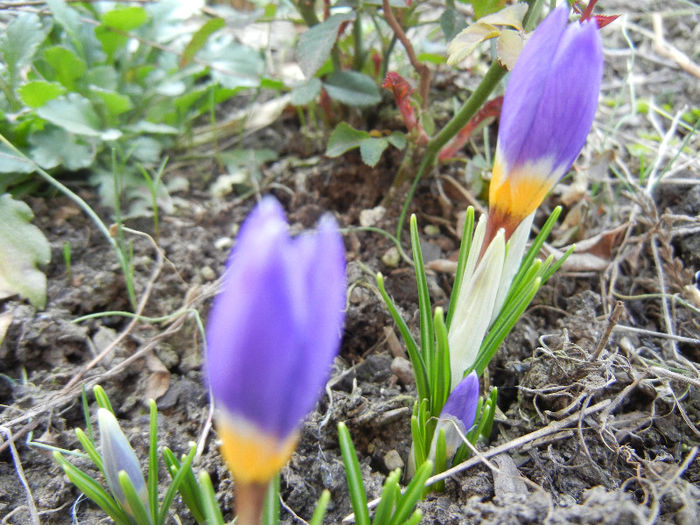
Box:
[438,96,503,161]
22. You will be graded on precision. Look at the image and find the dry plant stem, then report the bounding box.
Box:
[61,228,164,392]
[0,426,40,525]
[0,281,219,455]
[591,301,625,361]
[382,0,431,107]
[346,399,612,520]
[651,14,700,79]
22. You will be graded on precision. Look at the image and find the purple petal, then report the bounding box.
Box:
[205,197,346,440]
[441,371,479,432]
[497,6,603,177]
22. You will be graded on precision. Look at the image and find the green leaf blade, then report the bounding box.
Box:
[180,17,226,67]
[0,194,50,309]
[326,122,369,157]
[324,71,381,107]
[297,12,356,78]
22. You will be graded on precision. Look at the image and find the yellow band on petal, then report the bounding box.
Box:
[217,415,298,484]
[489,156,558,227]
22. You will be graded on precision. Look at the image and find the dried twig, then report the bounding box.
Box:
[591,301,625,360]
[343,399,612,522]
[0,426,40,525]
[651,14,700,79]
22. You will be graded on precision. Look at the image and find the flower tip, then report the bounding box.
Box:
[97,408,147,512]
[442,371,480,431]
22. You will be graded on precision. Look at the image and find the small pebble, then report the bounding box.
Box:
[391,357,414,386]
[215,237,233,251]
[359,205,386,227]
[381,246,400,267]
[424,224,440,236]
[384,449,405,471]
[201,266,217,281]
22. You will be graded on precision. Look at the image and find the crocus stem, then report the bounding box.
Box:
[353,12,365,71]
[396,61,507,239]
[235,482,267,525]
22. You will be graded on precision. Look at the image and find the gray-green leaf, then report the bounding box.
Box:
[326,122,370,158]
[0,194,51,309]
[323,71,381,107]
[36,93,102,136]
[0,13,49,81]
[290,78,321,106]
[359,138,388,167]
[296,12,355,78]
[29,128,94,170]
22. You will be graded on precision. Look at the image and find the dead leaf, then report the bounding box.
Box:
[0,309,13,346]
[548,223,630,272]
[447,3,527,65]
[145,352,171,401]
[426,258,458,273]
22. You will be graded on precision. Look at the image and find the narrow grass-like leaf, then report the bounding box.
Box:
[93,385,115,414]
[75,428,104,473]
[119,470,152,524]
[372,470,400,525]
[509,207,561,292]
[162,448,205,524]
[474,278,541,375]
[480,388,498,440]
[148,400,158,524]
[157,444,196,525]
[433,430,447,493]
[389,460,433,525]
[541,246,574,282]
[309,489,331,525]
[180,17,225,67]
[82,386,93,444]
[446,206,475,329]
[338,422,370,525]
[198,471,225,525]
[432,308,451,414]
[410,412,426,470]
[402,509,424,525]
[409,215,435,371]
[377,273,429,401]
[262,474,280,525]
[54,451,130,523]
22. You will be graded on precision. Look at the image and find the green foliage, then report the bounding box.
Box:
[54,386,203,525]
[0,194,51,308]
[380,208,571,476]
[338,422,430,525]
[326,122,405,167]
[470,0,507,19]
[0,1,263,213]
[297,12,356,78]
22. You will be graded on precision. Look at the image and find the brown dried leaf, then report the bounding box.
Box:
[145,352,171,401]
[553,223,630,272]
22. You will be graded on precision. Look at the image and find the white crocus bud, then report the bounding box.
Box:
[448,212,535,385]
[97,408,148,516]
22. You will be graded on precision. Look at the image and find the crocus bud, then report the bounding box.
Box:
[429,372,480,461]
[448,211,534,383]
[487,5,603,241]
[97,408,148,516]
[205,197,346,522]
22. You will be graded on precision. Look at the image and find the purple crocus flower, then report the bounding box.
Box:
[205,196,346,485]
[430,371,480,459]
[486,5,604,242]
[98,408,149,517]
